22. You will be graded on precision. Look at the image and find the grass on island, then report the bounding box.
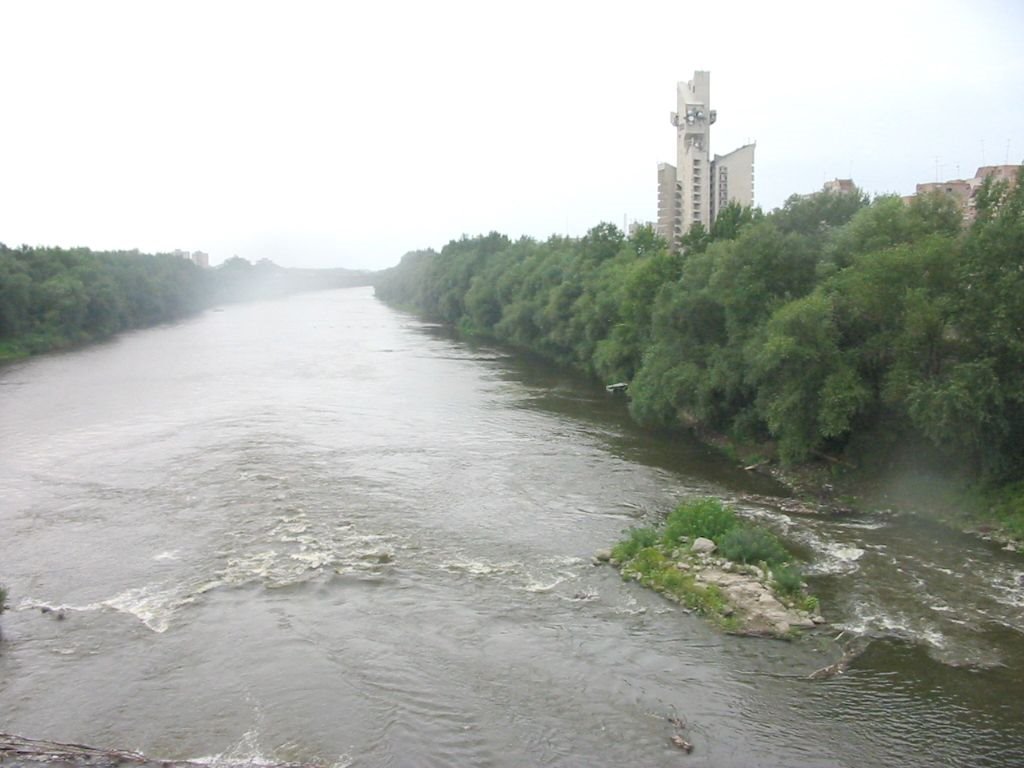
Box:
[611,498,818,631]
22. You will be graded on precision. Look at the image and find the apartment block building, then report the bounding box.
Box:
[912,164,1021,221]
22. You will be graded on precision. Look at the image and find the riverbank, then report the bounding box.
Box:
[698,424,1024,548]
[764,458,1024,549]
[0,245,373,368]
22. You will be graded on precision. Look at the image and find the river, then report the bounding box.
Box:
[1,287,1021,767]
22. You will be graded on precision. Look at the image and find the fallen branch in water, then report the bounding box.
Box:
[670,733,694,753]
[666,707,694,754]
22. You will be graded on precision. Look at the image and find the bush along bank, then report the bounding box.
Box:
[598,498,824,638]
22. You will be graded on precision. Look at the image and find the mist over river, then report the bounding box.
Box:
[1,287,1022,767]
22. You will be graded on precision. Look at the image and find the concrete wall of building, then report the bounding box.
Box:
[710,143,755,220]
[916,180,973,212]
[975,165,1021,185]
[823,178,856,195]
[656,162,679,248]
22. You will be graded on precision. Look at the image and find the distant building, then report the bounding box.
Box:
[910,164,1021,221]
[628,220,655,237]
[975,164,1022,186]
[823,178,857,195]
[172,249,210,268]
[656,71,755,251]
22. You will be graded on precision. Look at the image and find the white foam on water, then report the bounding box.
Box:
[805,541,865,576]
[521,576,567,593]
[19,591,188,634]
[550,555,587,567]
[289,550,335,569]
[739,505,794,529]
[838,602,949,650]
[613,593,648,616]
[921,628,947,649]
[218,550,280,586]
[832,520,888,531]
[17,597,103,614]
[561,587,600,602]
[991,569,1024,608]
[193,728,271,767]
[439,558,521,577]
[20,520,410,634]
[102,584,195,633]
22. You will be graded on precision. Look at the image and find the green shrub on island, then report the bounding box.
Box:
[616,542,734,624]
[611,526,659,561]
[769,563,805,599]
[661,497,737,544]
[0,584,7,614]
[662,498,795,571]
[718,526,790,566]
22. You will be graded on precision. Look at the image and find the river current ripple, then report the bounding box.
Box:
[1,287,1021,767]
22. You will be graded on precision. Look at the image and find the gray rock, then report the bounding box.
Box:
[691,537,716,554]
[696,567,816,636]
[594,548,612,562]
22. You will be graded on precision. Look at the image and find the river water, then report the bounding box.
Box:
[1,287,1022,767]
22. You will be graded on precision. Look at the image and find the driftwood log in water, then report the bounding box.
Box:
[808,635,873,680]
[0,733,320,768]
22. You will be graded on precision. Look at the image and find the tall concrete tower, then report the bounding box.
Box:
[656,71,754,251]
[672,71,716,233]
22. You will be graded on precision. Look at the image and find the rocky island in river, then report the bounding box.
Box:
[597,498,823,638]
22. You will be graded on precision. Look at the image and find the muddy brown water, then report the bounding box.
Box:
[1,287,1022,767]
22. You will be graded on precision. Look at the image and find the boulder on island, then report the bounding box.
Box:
[691,537,716,554]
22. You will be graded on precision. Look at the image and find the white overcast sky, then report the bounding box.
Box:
[2,0,1022,270]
